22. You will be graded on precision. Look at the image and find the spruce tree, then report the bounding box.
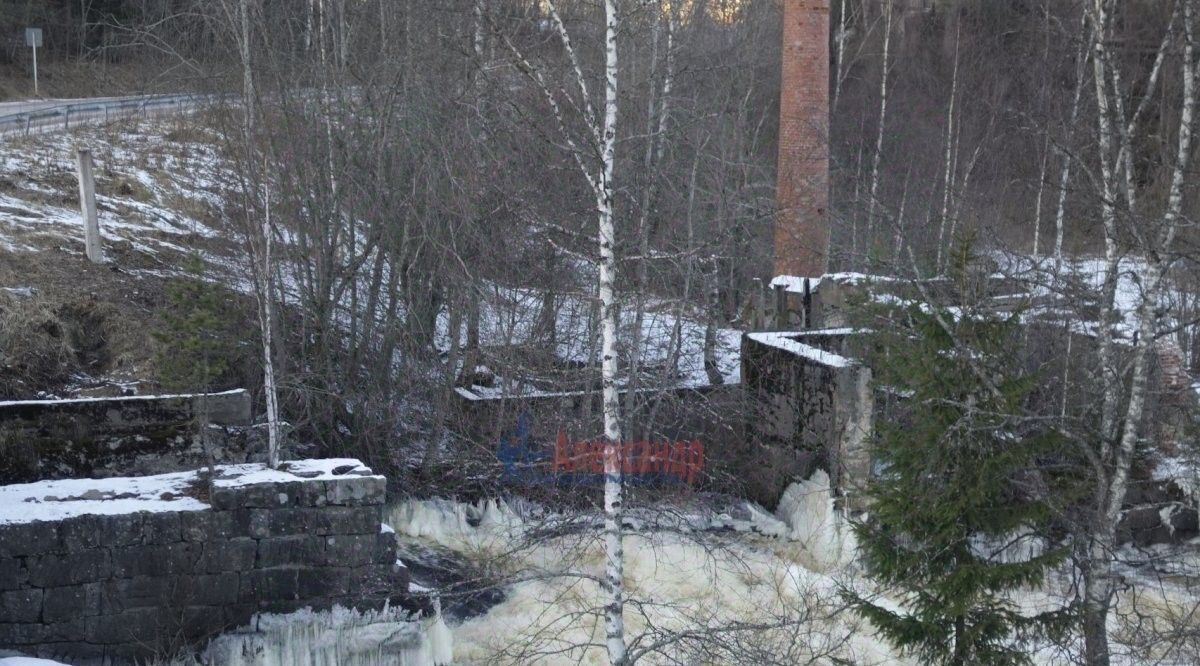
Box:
[847,252,1073,665]
[154,254,236,393]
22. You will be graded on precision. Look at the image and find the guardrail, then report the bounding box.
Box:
[0,93,215,137]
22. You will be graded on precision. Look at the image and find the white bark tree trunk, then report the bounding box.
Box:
[260,181,281,469]
[598,3,626,662]
[863,0,893,268]
[935,19,961,272]
[1080,2,1195,662]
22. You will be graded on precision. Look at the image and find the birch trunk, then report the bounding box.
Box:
[626,10,674,437]
[260,181,281,469]
[1053,18,1091,269]
[1080,3,1194,663]
[935,20,961,272]
[598,4,626,662]
[863,0,892,268]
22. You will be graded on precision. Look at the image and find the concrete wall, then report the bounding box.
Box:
[0,390,255,484]
[739,331,872,508]
[0,465,404,662]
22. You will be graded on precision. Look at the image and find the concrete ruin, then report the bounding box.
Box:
[0,459,405,663]
[0,390,262,484]
[743,272,1199,544]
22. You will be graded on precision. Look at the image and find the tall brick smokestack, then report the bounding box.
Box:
[775,0,830,278]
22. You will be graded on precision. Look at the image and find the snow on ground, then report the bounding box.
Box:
[0,468,208,524]
[0,121,235,266]
[0,458,374,525]
[442,286,742,398]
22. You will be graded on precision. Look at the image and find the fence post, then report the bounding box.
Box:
[76,149,103,263]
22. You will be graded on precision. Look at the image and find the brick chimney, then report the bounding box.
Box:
[775,0,830,278]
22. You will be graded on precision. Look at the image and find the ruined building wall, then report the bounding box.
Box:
[739,331,872,508]
[0,460,404,663]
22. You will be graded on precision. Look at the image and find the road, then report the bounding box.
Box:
[0,95,145,116]
[0,93,208,137]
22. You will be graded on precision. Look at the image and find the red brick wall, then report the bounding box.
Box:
[775,0,830,278]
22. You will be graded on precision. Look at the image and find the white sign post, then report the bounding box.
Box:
[26,28,42,96]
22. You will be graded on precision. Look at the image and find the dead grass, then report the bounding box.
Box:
[0,291,77,394]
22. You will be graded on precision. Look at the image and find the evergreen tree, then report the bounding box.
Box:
[154,254,236,393]
[847,250,1073,665]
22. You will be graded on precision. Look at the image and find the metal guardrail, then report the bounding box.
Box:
[0,93,216,137]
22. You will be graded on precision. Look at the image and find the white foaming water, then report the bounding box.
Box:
[385,476,899,666]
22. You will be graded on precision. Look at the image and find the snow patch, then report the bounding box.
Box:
[747,332,855,368]
[0,458,377,525]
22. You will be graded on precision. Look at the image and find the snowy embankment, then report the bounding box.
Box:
[0,122,233,261]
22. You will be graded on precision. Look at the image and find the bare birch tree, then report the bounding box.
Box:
[1077,2,1197,662]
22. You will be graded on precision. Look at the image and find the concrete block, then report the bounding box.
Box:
[88,608,166,645]
[226,482,287,509]
[296,567,349,599]
[307,506,380,535]
[0,557,27,591]
[58,515,105,550]
[111,543,196,578]
[141,512,183,544]
[100,576,173,613]
[0,621,45,645]
[181,510,244,541]
[326,476,385,506]
[257,535,325,569]
[43,583,100,623]
[0,587,43,623]
[323,534,377,567]
[183,574,241,607]
[27,550,110,586]
[39,616,89,643]
[196,538,257,573]
[98,513,147,548]
[376,532,397,565]
[178,605,231,642]
[0,523,60,557]
[238,569,298,603]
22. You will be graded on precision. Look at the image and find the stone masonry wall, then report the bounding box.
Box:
[0,390,255,484]
[0,464,404,663]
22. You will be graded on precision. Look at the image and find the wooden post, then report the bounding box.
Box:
[773,283,789,330]
[76,149,102,263]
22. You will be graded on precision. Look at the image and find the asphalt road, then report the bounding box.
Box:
[0,95,146,117]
